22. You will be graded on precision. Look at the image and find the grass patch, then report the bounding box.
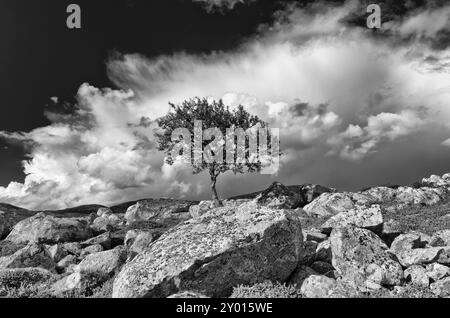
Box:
[230,281,302,298]
[382,198,450,235]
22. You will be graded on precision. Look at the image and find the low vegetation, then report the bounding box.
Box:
[230,281,302,298]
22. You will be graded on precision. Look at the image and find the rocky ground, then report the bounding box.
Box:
[1,174,450,298]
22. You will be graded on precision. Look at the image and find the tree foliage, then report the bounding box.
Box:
[156,98,276,205]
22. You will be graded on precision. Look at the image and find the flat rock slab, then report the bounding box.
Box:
[113,202,303,298]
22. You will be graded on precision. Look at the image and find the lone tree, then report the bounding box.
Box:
[156,97,277,206]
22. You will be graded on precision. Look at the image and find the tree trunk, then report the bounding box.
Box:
[210,174,222,207]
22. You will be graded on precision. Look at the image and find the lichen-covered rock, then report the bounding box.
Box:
[0,243,55,271]
[330,226,403,288]
[303,193,356,217]
[390,232,442,267]
[395,247,443,267]
[358,187,397,205]
[395,187,445,206]
[80,244,103,258]
[404,265,429,287]
[321,205,383,234]
[422,174,450,188]
[300,275,344,298]
[6,213,93,244]
[76,246,126,277]
[426,263,450,282]
[390,232,431,254]
[51,272,105,296]
[430,277,450,297]
[61,242,82,256]
[124,199,195,225]
[97,207,113,218]
[113,202,303,298]
[128,231,156,255]
[91,214,123,233]
[255,182,304,209]
[81,232,112,250]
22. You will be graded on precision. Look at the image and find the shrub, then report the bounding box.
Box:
[230,281,301,298]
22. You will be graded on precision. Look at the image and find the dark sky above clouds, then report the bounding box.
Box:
[0,0,289,184]
[0,0,449,209]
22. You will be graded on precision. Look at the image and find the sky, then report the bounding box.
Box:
[0,0,449,210]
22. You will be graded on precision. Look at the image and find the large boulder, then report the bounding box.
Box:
[330,226,403,288]
[390,232,443,267]
[320,205,383,235]
[76,246,126,277]
[395,187,445,206]
[358,187,397,205]
[97,207,113,218]
[430,277,450,297]
[255,182,304,209]
[426,263,450,282]
[0,243,55,271]
[81,232,112,250]
[303,193,356,217]
[124,199,194,225]
[127,231,156,255]
[80,244,103,258]
[113,202,303,298]
[91,214,123,234]
[395,247,444,268]
[51,271,106,296]
[6,213,93,244]
[390,232,431,253]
